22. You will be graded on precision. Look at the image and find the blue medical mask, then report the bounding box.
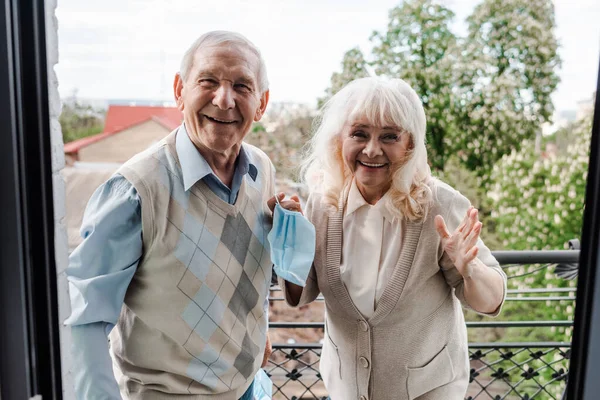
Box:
[267,197,316,287]
[252,368,272,399]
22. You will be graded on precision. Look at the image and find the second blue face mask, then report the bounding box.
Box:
[267,199,316,287]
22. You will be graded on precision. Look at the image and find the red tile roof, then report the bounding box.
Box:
[64,105,182,154]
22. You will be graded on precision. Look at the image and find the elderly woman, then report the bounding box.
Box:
[276,77,506,400]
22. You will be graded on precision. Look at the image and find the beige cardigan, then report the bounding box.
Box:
[280,179,506,400]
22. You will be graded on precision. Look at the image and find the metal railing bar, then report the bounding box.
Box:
[269,321,574,329]
[492,250,579,264]
[270,288,577,295]
[267,295,576,302]
[272,341,572,349]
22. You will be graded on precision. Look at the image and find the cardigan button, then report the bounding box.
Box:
[359,320,369,331]
[359,356,369,368]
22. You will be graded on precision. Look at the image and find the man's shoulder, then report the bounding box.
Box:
[243,142,273,168]
[118,135,177,185]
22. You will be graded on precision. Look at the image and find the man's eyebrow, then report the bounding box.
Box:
[195,70,256,86]
[236,76,256,86]
[196,70,217,77]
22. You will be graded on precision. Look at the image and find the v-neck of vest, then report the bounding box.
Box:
[166,133,248,217]
[326,182,424,326]
[192,177,248,217]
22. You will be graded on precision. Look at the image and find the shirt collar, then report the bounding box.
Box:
[345,179,395,220]
[175,124,252,191]
[345,180,370,217]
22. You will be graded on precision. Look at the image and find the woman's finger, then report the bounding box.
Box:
[464,222,482,248]
[464,246,479,263]
[435,215,451,239]
[464,208,476,234]
[456,207,472,233]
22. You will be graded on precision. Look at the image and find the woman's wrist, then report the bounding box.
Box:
[460,259,481,280]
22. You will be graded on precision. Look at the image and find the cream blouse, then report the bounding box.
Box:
[340,180,406,318]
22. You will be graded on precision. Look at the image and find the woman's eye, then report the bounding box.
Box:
[351,131,368,139]
[381,134,399,143]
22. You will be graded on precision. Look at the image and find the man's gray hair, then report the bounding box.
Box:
[179,31,269,94]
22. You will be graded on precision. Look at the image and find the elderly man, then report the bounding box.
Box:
[66,31,276,399]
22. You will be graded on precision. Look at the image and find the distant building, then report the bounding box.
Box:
[64,104,182,165]
[63,105,182,251]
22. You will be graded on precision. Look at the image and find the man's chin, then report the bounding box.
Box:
[204,138,244,155]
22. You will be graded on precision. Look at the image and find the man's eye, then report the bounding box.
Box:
[235,84,252,92]
[199,79,217,86]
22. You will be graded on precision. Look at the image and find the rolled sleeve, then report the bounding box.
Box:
[65,174,142,326]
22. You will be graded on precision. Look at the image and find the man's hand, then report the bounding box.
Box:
[261,333,272,368]
[434,207,482,278]
[267,193,303,214]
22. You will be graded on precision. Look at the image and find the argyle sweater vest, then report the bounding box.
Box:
[110,130,275,399]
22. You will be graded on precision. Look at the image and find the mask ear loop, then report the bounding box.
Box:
[275,194,282,206]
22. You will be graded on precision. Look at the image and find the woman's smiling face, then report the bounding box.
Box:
[341,118,412,203]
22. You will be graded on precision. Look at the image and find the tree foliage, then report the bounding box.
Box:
[317,47,370,108]
[488,113,590,251]
[482,113,589,397]
[60,95,105,143]
[370,0,458,171]
[320,0,561,182]
[455,0,561,183]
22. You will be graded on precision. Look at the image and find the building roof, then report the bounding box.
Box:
[64,105,182,154]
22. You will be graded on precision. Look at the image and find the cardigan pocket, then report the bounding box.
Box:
[324,320,342,380]
[406,345,455,400]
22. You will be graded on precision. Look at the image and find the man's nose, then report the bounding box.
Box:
[212,85,235,110]
[363,139,382,158]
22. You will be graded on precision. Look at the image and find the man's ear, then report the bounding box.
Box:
[254,90,270,121]
[173,73,185,111]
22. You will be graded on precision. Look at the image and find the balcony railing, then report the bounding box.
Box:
[266,250,579,400]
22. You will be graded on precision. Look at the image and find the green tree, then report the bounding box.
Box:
[370,0,458,171]
[486,111,590,348]
[481,113,589,399]
[488,114,590,252]
[317,47,370,108]
[319,0,560,180]
[60,95,105,143]
[456,0,561,184]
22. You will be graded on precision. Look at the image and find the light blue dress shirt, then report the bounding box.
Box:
[66,125,266,399]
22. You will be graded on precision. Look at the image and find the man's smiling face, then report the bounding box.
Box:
[175,43,268,154]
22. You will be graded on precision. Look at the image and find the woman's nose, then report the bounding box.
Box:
[362,139,382,158]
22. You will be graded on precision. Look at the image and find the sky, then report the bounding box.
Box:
[55,0,600,114]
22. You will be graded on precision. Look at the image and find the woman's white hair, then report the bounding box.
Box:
[179,31,269,94]
[301,76,433,220]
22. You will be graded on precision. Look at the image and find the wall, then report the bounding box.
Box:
[46,0,74,397]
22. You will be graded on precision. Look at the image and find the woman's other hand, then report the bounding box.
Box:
[434,207,482,278]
